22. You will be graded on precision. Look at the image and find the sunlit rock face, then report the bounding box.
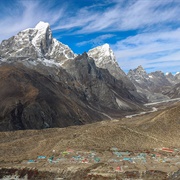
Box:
[0,21,75,65]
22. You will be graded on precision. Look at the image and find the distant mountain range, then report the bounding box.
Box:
[0,21,179,131]
[127,66,180,102]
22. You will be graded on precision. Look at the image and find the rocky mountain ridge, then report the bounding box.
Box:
[0,21,75,66]
[0,21,179,131]
[87,44,136,92]
[127,66,180,102]
[0,21,145,131]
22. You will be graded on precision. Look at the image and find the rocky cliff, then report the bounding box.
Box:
[127,66,172,102]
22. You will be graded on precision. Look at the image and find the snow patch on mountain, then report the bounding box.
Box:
[127,66,178,102]
[87,43,127,79]
[49,39,75,61]
[87,43,139,92]
[88,43,118,68]
[35,21,50,31]
[31,21,52,57]
[0,21,76,67]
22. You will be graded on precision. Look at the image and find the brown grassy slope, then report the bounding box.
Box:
[121,102,180,146]
[0,103,179,162]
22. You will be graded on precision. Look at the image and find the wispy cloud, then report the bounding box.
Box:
[0,0,66,41]
[112,29,180,73]
[76,34,115,47]
[1,0,180,38]
[54,0,180,34]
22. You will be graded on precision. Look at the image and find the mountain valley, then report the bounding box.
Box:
[0,101,180,179]
[0,21,180,179]
[0,22,148,131]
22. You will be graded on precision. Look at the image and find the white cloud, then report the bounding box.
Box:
[1,0,180,38]
[112,29,180,73]
[0,0,66,42]
[76,34,115,47]
[63,0,180,34]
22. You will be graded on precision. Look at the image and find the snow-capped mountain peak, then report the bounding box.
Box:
[35,21,50,31]
[31,22,52,57]
[101,43,109,48]
[88,43,117,66]
[128,66,149,83]
[21,21,50,34]
[136,65,145,72]
[0,21,75,66]
[100,43,112,56]
[87,43,136,90]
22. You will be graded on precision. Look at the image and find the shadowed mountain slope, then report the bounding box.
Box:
[0,64,105,131]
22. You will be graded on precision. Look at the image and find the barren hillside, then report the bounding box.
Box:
[0,103,179,179]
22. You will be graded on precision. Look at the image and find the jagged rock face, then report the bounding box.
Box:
[48,39,75,63]
[0,29,38,59]
[88,44,136,91]
[175,72,180,82]
[63,53,144,110]
[0,21,75,64]
[165,72,180,87]
[128,66,166,91]
[128,66,171,102]
[149,71,171,90]
[165,72,177,85]
[31,22,53,56]
[88,44,124,77]
[128,66,152,89]
[128,66,172,91]
[163,83,180,98]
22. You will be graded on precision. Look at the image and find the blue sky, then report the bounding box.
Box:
[0,0,180,74]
